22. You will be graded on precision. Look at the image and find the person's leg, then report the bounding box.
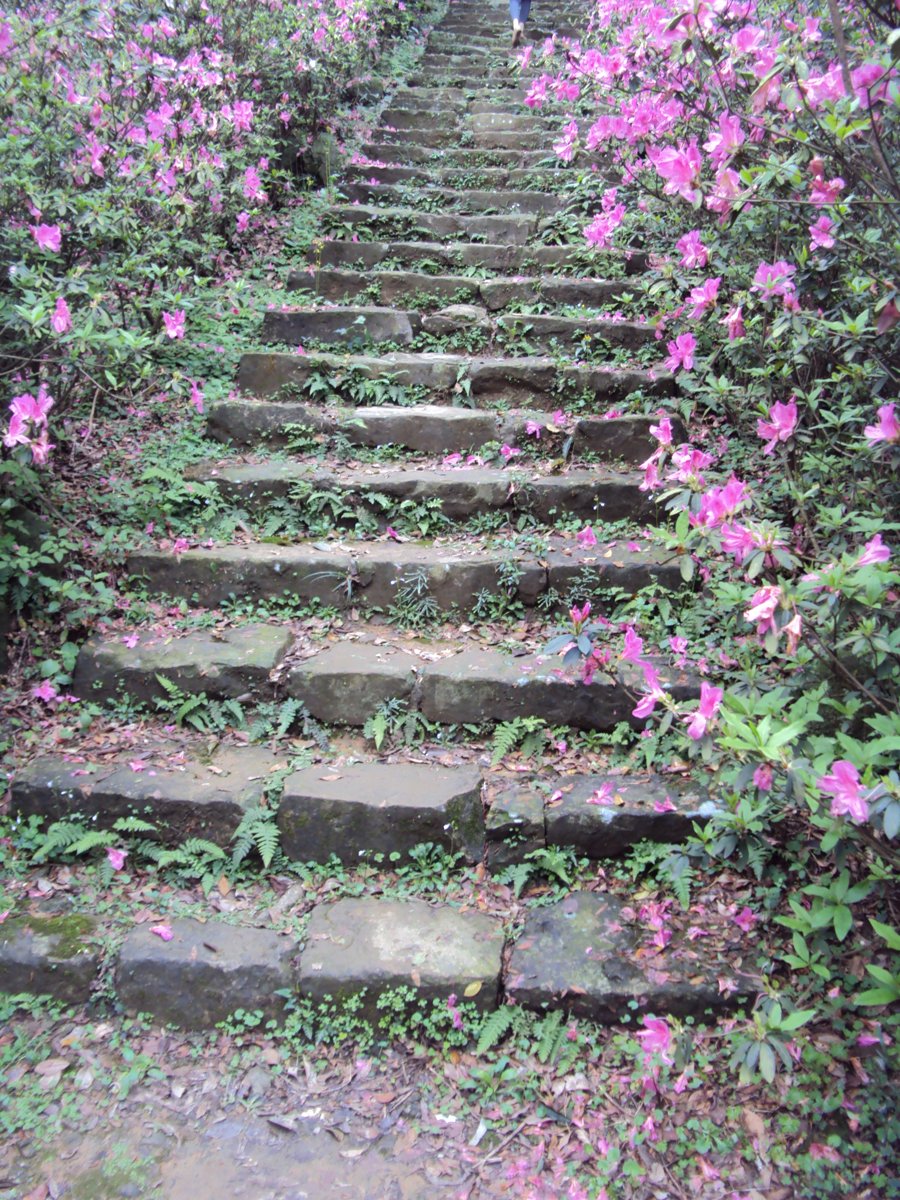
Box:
[519,0,532,24]
[510,0,523,45]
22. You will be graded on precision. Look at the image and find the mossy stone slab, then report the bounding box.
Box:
[0,912,99,1002]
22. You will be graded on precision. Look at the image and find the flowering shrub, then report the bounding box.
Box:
[0,0,415,615]
[525,0,899,1023]
[0,0,413,435]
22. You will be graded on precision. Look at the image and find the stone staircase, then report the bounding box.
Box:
[3,0,755,1031]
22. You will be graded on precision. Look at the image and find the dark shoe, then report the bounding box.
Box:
[512,26,522,47]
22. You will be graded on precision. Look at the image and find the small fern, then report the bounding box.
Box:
[66,830,116,856]
[111,816,158,835]
[476,1005,518,1055]
[32,819,91,862]
[491,716,547,766]
[230,806,282,870]
[535,1009,566,1065]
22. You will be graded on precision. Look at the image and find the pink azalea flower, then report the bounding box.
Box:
[11,388,53,426]
[635,1015,673,1062]
[621,626,644,662]
[171,537,190,555]
[751,260,796,303]
[675,229,708,269]
[189,379,204,414]
[586,783,614,806]
[150,924,174,941]
[32,681,59,704]
[51,297,72,334]
[525,419,542,438]
[633,661,665,718]
[688,276,721,319]
[236,210,250,233]
[757,398,798,454]
[107,847,128,871]
[649,416,673,446]
[653,796,676,813]
[685,682,724,739]
[753,764,774,792]
[864,403,899,445]
[122,633,140,649]
[855,534,890,568]
[29,428,55,465]
[721,305,745,340]
[162,310,185,339]
[817,760,869,824]
[31,223,61,252]
[499,444,521,461]
[570,601,591,627]
[809,215,835,251]
[3,410,29,449]
[664,332,696,372]
[733,906,757,933]
[576,525,597,547]
[744,585,782,636]
[129,760,147,772]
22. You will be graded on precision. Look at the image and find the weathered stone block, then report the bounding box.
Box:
[287,642,416,724]
[263,306,420,347]
[0,912,99,1002]
[278,763,484,863]
[73,624,292,704]
[506,892,753,1021]
[544,775,716,858]
[485,785,545,870]
[10,750,275,845]
[299,898,504,1016]
[116,918,295,1028]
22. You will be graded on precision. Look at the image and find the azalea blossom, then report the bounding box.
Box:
[688,276,721,318]
[676,229,708,269]
[162,309,185,339]
[854,534,890,567]
[817,760,869,824]
[576,525,597,547]
[864,403,899,445]
[635,1015,673,1062]
[751,260,796,302]
[621,626,644,662]
[51,297,72,334]
[744,584,782,636]
[664,332,696,372]
[107,847,128,870]
[32,681,59,704]
[809,215,835,251]
[733,906,758,932]
[756,398,798,454]
[685,682,723,739]
[31,223,62,251]
[499,443,521,461]
[150,924,174,941]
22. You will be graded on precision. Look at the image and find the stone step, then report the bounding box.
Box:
[309,239,650,277]
[189,461,655,525]
[3,892,752,1027]
[382,96,532,118]
[10,753,709,869]
[379,110,555,135]
[323,203,538,245]
[289,266,630,312]
[343,163,562,189]
[278,762,484,863]
[237,349,672,408]
[72,622,292,705]
[207,399,676,463]
[128,535,681,611]
[72,629,698,731]
[362,143,549,166]
[373,125,546,150]
[262,305,654,355]
[340,181,562,215]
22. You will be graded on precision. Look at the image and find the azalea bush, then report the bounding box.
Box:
[523,0,900,1028]
[0,0,416,616]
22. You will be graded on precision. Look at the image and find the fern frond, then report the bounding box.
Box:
[112,816,158,834]
[66,830,113,856]
[536,1009,565,1065]
[491,719,523,766]
[32,820,90,861]
[476,1006,516,1055]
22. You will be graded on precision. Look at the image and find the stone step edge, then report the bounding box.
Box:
[1,898,755,1030]
[206,400,675,464]
[126,538,681,610]
[236,349,673,403]
[71,627,700,734]
[306,239,651,275]
[10,756,711,867]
